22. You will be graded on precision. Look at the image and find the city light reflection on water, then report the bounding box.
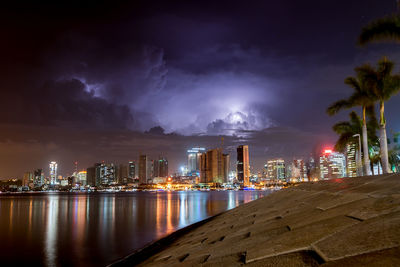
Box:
[0,190,270,266]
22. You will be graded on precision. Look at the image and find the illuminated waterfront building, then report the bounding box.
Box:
[33,169,45,187]
[237,145,250,186]
[187,147,205,176]
[22,172,33,187]
[346,142,357,177]
[199,148,229,184]
[154,157,168,178]
[139,154,147,184]
[118,164,128,184]
[86,162,116,185]
[128,161,135,180]
[267,159,286,181]
[223,154,230,184]
[77,171,87,185]
[292,159,308,181]
[285,164,292,179]
[146,159,154,181]
[49,161,58,185]
[99,163,116,185]
[86,165,97,186]
[320,149,346,179]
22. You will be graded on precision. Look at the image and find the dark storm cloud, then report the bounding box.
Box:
[0,78,136,129]
[1,0,400,177]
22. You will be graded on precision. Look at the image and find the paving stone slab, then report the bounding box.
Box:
[346,196,400,221]
[321,246,400,267]
[246,215,358,263]
[314,211,400,261]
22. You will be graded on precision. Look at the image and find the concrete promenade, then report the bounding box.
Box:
[118,174,400,266]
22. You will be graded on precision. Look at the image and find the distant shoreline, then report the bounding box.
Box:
[0,189,275,196]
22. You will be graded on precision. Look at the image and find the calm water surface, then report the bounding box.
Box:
[0,190,270,266]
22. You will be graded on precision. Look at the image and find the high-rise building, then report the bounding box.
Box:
[267,159,286,181]
[100,163,116,185]
[77,171,87,185]
[33,169,45,187]
[223,154,230,184]
[118,164,128,184]
[86,165,97,186]
[86,163,116,186]
[320,149,346,179]
[237,145,250,186]
[199,148,228,184]
[22,172,33,187]
[146,160,154,181]
[346,142,357,177]
[187,147,206,176]
[292,159,308,181]
[139,155,147,184]
[49,161,58,185]
[154,157,168,178]
[128,161,135,180]
[285,164,292,179]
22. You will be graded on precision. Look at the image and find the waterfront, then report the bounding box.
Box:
[0,190,270,266]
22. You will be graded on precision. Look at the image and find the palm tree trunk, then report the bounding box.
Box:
[379,101,391,174]
[370,161,374,175]
[362,107,371,175]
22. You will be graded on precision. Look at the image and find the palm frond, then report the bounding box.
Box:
[326,99,351,115]
[332,121,352,134]
[359,15,400,45]
[344,77,361,93]
[334,133,354,152]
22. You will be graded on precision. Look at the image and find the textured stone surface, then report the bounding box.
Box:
[116,174,400,266]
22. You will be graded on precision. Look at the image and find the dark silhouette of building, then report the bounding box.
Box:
[154,157,168,177]
[139,155,147,184]
[237,145,250,186]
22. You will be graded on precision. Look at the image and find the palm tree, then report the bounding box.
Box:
[360,57,400,173]
[332,111,362,152]
[369,150,381,175]
[327,69,376,175]
[332,110,378,175]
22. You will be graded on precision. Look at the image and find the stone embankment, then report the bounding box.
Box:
[116,174,400,266]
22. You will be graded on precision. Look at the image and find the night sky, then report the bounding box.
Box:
[1,0,400,177]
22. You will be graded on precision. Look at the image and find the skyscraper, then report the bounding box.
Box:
[86,166,96,186]
[199,148,228,184]
[320,149,346,179]
[346,142,357,177]
[154,157,168,177]
[86,163,115,186]
[223,154,230,184]
[187,147,205,176]
[146,159,154,181]
[22,172,33,187]
[118,164,128,184]
[237,145,250,186]
[292,159,308,181]
[128,161,135,180]
[34,169,44,187]
[139,155,147,184]
[266,159,286,181]
[77,171,87,186]
[49,161,58,185]
[99,163,116,185]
